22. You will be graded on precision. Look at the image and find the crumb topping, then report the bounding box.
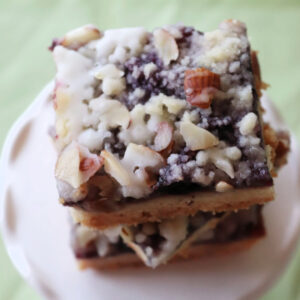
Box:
[52,20,272,202]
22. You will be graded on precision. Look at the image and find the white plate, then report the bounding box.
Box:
[1,82,300,300]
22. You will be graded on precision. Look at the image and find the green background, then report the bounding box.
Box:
[1,0,300,299]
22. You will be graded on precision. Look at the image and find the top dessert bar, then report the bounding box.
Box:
[51,20,277,228]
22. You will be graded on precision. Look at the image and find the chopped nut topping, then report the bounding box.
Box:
[94,64,124,80]
[123,143,165,172]
[213,157,235,179]
[215,181,233,192]
[79,156,102,172]
[61,25,102,49]
[153,122,174,154]
[184,68,220,109]
[238,112,257,135]
[180,121,219,150]
[55,142,103,188]
[52,22,277,200]
[101,150,131,186]
[153,28,179,65]
[55,88,70,115]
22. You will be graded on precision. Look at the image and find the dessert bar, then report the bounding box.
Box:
[51,20,281,228]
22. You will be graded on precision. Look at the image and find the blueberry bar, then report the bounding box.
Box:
[71,206,264,269]
[50,20,289,229]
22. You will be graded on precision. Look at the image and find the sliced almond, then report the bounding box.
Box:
[213,157,234,179]
[215,181,233,192]
[184,68,220,109]
[123,143,165,172]
[101,150,131,186]
[55,118,69,139]
[55,142,102,188]
[55,145,81,188]
[61,25,102,48]
[153,122,173,153]
[238,112,257,135]
[79,156,103,179]
[94,64,124,80]
[55,89,70,115]
[180,121,219,150]
[161,95,186,114]
[153,28,179,66]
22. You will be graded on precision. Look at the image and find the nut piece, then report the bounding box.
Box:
[180,121,219,150]
[55,145,86,188]
[213,157,235,178]
[153,122,174,153]
[184,68,221,109]
[101,150,131,186]
[94,64,124,80]
[55,142,103,188]
[238,112,257,135]
[123,143,165,172]
[153,28,179,66]
[215,181,233,192]
[61,25,102,49]
[55,88,70,115]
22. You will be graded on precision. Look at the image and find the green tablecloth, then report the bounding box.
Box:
[1,0,300,299]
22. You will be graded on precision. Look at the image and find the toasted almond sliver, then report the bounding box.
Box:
[238,112,257,135]
[62,25,101,48]
[179,121,219,150]
[55,142,103,188]
[55,144,81,188]
[153,122,173,152]
[215,181,233,192]
[94,64,124,80]
[101,150,131,186]
[213,157,235,179]
[153,28,179,66]
[123,143,165,172]
[55,89,70,115]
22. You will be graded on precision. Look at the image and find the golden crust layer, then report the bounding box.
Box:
[71,186,274,229]
[78,233,263,270]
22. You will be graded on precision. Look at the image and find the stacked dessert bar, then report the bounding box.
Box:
[50,20,289,268]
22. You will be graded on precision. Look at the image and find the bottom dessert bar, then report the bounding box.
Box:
[71,205,264,269]
[77,234,262,270]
